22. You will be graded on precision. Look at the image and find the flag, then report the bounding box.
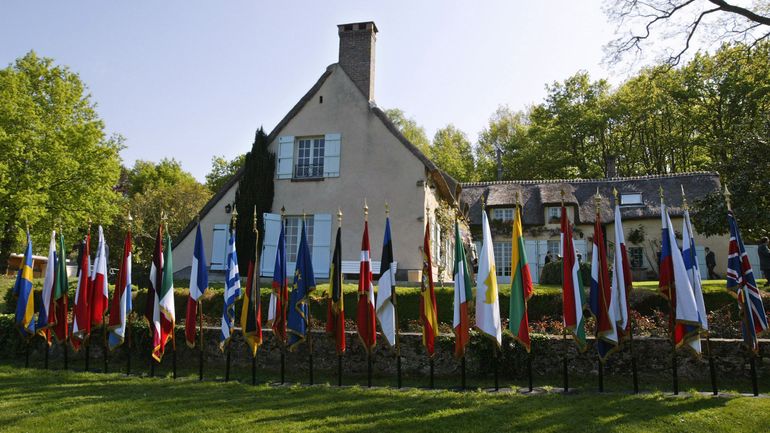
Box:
[240,258,262,358]
[561,205,586,350]
[727,210,768,353]
[659,204,701,353]
[152,231,176,361]
[287,221,315,350]
[420,218,439,356]
[145,225,163,358]
[376,217,396,347]
[219,226,241,351]
[611,203,632,340]
[13,231,35,336]
[356,220,377,353]
[71,232,91,351]
[108,229,132,351]
[682,208,708,335]
[476,209,501,345]
[52,231,69,343]
[452,221,472,357]
[326,226,346,354]
[268,219,288,343]
[509,205,533,352]
[185,224,208,348]
[588,210,619,361]
[37,230,57,341]
[90,226,109,327]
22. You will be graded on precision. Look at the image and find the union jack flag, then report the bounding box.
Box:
[726,211,768,353]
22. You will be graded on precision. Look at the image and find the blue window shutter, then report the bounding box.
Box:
[277,136,294,179]
[260,213,282,277]
[210,224,228,271]
[311,214,332,278]
[323,133,341,177]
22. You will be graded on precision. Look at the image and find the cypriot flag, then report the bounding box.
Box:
[475,209,501,345]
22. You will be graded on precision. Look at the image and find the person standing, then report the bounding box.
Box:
[759,237,770,287]
[705,247,718,279]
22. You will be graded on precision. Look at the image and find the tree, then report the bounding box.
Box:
[383,108,431,155]
[0,51,122,272]
[205,154,245,193]
[234,127,275,272]
[475,106,537,181]
[606,0,770,66]
[430,125,476,181]
[125,158,198,196]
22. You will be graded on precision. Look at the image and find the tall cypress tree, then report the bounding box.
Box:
[235,127,275,272]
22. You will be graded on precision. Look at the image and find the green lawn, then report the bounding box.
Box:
[0,365,768,432]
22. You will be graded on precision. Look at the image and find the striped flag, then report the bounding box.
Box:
[611,203,632,339]
[376,217,396,347]
[90,226,109,327]
[589,210,619,361]
[420,218,439,356]
[727,210,768,353]
[52,231,69,343]
[108,229,132,351]
[287,221,315,349]
[476,210,501,345]
[452,221,472,357]
[561,205,586,350]
[219,226,241,351]
[326,226,346,354]
[152,231,176,361]
[356,221,377,353]
[509,205,533,352]
[268,219,288,343]
[71,232,91,351]
[659,204,701,353]
[240,257,262,357]
[145,225,163,358]
[185,224,208,348]
[37,230,57,340]
[13,231,35,336]
[682,208,708,335]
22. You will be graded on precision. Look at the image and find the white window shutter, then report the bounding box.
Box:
[311,214,332,278]
[323,133,341,177]
[277,136,295,179]
[210,224,228,271]
[260,213,282,277]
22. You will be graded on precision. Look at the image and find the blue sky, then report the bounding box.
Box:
[1,1,620,181]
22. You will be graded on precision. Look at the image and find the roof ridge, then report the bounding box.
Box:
[460,171,718,187]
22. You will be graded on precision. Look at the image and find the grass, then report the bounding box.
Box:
[0,364,769,432]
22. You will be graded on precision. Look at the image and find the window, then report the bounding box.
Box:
[547,240,560,259]
[547,206,561,222]
[628,246,644,269]
[493,208,514,222]
[493,242,512,277]
[284,216,315,263]
[294,137,325,178]
[620,193,643,206]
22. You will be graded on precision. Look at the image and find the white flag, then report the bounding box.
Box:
[475,210,501,345]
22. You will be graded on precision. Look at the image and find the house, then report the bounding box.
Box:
[459,172,748,284]
[172,22,462,282]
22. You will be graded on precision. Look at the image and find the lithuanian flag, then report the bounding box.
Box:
[509,205,533,352]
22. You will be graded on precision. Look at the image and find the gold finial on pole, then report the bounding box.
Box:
[25,218,30,234]
[594,187,601,215]
[385,201,390,217]
[162,209,169,232]
[612,187,619,207]
[230,204,237,230]
[337,207,343,227]
[659,185,665,205]
[253,205,258,234]
[364,198,369,221]
[681,185,688,211]
[560,189,565,207]
[724,185,732,211]
[480,194,486,213]
[515,191,521,208]
[281,205,286,218]
[87,217,92,235]
[128,211,134,231]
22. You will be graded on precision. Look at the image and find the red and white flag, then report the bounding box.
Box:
[71,232,91,351]
[90,226,109,327]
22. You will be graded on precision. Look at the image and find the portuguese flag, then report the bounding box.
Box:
[509,205,533,352]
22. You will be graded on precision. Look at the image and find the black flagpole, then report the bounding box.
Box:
[667,292,679,395]
[308,305,314,386]
[63,340,68,370]
[527,352,533,392]
[337,353,343,387]
[252,353,257,386]
[429,356,435,389]
[225,343,231,382]
[24,339,30,368]
[493,342,499,391]
[126,316,132,376]
[706,333,718,395]
[461,355,466,390]
[562,330,569,393]
[103,323,109,373]
[628,320,639,394]
[150,356,155,377]
[750,354,759,396]
[85,342,90,372]
[44,338,49,370]
[280,342,286,384]
[367,350,372,388]
[172,338,177,379]
[198,306,204,381]
[598,356,604,392]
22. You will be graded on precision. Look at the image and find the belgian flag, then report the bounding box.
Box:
[326,226,345,354]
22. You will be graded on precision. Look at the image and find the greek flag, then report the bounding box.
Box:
[219,227,241,351]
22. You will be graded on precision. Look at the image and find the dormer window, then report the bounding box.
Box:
[620,193,643,206]
[546,206,561,222]
[493,208,514,222]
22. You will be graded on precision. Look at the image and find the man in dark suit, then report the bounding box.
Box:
[705,247,717,279]
[759,237,770,287]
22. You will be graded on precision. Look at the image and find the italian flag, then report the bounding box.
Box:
[452,221,472,357]
[561,205,586,350]
[509,205,533,352]
[152,231,175,361]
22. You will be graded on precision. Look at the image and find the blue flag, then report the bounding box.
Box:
[13,231,35,336]
[287,221,315,350]
[219,227,241,351]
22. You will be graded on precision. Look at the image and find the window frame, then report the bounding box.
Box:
[493,208,514,222]
[628,246,644,269]
[546,206,561,222]
[620,193,643,206]
[493,241,512,277]
[284,215,315,263]
[293,136,325,179]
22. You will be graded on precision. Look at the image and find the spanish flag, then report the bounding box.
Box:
[420,218,439,356]
[13,231,35,336]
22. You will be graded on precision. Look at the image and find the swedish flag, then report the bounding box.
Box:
[13,231,35,336]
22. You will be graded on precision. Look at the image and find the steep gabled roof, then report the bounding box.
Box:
[460,172,721,226]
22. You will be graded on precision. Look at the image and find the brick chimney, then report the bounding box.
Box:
[605,155,617,178]
[337,21,377,101]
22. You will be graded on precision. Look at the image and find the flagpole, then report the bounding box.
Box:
[660,187,679,395]
[337,208,344,388]
[85,219,91,373]
[44,337,49,369]
[103,322,109,373]
[365,201,374,389]
[280,206,286,385]
[614,188,639,394]
[198,299,204,381]
[63,339,69,370]
[304,210,314,386]
[527,352,533,392]
[560,191,569,393]
[252,206,260,386]
[594,192,605,393]
[126,315,132,376]
[388,203,402,390]
[24,339,30,368]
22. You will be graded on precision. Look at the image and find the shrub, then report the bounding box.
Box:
[539,260,591,286]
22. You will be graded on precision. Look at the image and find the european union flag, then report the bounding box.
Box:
[13,231,35,336]
[287,220,315,350]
